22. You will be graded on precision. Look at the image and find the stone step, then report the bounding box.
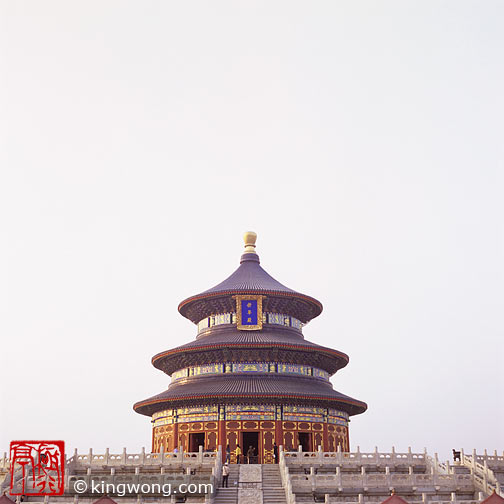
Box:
[263,493,287,503]
[213,487,238,504]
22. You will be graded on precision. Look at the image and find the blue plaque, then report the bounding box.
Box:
[235,295,263,330]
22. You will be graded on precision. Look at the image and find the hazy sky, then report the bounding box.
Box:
[1,1,503,461]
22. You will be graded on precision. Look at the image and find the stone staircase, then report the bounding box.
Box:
[262,464,287,504]
[214,465,239,504]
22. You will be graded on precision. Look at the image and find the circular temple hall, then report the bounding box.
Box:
[134,232,367,463]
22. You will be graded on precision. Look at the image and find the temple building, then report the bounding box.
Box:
[134,232,367,463]
[3,233,502,503]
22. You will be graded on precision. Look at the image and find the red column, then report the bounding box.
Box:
[173,422,179,451]
[218,406,226,462]
[322,423,329,452]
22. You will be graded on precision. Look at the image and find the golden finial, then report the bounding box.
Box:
[243,231,257,254]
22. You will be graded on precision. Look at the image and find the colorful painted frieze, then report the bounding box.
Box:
[225,404,275,421]
[278,363,310,375]
[192,363,224,376]
[328,408,349,420]
[232,362,269,373]
[313,368,330,380]
[197,312,304,334]
[172,368,189,380]
[177,405,219,423]
[283,405,325,422]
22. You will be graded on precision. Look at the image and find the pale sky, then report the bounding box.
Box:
[1,1,503,461]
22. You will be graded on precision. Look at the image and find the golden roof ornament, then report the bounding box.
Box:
[243,231,257,254]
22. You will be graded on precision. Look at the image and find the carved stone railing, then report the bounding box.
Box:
[460,449,504,497]
[325,499,482,504]
[66,446,218,470]
[289,472,474,492]
[279,447,297,504]
[283,446,427,468]
[0,453,10,471]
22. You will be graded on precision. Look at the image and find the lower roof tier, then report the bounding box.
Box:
[152,326,349,375]
[133,374,367,417]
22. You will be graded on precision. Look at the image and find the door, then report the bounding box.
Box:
[242,432,260,463]
[298,432,312,452]
[189,432,205,452]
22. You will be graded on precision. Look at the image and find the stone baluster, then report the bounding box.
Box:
[122,447,127,465]
[141,447,145,464]
[88,448,93,465]
[422,492,427,503]
[198,445,203,463]
[358,493,363,504]
[160,444,165,465]
[318,444,323,463]
[105,447,110,465]
[451,491,457,502]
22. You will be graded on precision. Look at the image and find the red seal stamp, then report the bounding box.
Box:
[9,441,65,496]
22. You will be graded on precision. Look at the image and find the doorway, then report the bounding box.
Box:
[189,433,205,452]
[242,432,260,463]
[298,432,312,452]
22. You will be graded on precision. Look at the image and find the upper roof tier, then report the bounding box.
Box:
[178,232,323,324]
